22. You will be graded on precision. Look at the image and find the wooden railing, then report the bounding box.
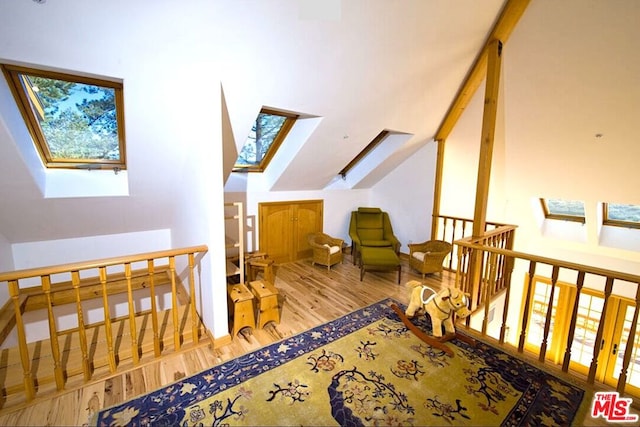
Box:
[455,225,516,312]
[432,214,504,270]
[0,245,208,405]
[454,238,640,395]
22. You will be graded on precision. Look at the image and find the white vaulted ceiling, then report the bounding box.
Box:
[0,0,638,245]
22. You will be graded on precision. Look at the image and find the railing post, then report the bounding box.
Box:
[188,253,199,344]
[42,275,65,391]
[588,277,614,384]
[518,261,537,352]
[72,270,91,382]
[539,266,559,363]
[100,267,117,372]
[562,271,585,372]
[125,263,140,364]
[169,256,181,351]
[148,260,161,357]
[8,280,35,401]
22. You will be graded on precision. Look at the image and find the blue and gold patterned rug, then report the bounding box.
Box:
[93,299,584,426]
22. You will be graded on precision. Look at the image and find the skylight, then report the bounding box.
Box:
[540,198,585,223]
[603,203,640,229]
[233,108,297,172]
[1,64,126,170]
[339,130,390,178]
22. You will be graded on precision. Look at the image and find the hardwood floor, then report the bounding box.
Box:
[0,252,449,426]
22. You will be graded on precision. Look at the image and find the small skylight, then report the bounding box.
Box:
[603,203,640,229]
[339,130,390,178]
[540,198,585,223]
[1,64,126,170]
[233,108,297,172]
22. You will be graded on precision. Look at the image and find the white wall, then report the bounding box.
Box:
[0,233,13,307]
[371,140,438,253]
[225,189,371,253]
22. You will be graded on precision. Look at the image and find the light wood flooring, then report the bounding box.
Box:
[0,253,603,426]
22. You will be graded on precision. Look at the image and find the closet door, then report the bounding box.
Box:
[259,200,323,264]
[293,201,323,260]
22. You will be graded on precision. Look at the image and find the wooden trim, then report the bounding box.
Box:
[339,130,390,178]
[0,245,208,282]
[431,139,446,240]
[434,0,530,141]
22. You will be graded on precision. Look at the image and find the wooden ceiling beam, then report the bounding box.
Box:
[434,0,530,142]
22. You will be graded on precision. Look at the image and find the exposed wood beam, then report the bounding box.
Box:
[472,39,503,236]
[434,0,530,142]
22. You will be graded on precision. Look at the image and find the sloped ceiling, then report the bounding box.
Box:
[0,0,638,245]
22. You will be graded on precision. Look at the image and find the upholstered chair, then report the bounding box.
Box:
[348,207,400,265]
[408,240,452,279]
[307,232,344,271]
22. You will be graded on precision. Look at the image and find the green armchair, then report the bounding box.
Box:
[348,207,400,265]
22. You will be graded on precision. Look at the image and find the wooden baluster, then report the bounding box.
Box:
[482,251,498,335]
[616,283,640,393]
[448,218,457,270]
[499,251,514,344]
[9,280,35,401]
[41,275,64,391]
[188,253,199,344]
[539,265,559,363]
[441,217,448,242]
[170,256,181,350]
[72,270,91,382]
[588,277,614,384]
[562,271,585,372]
[148,260,161,357]
[518,261,537,352]
[125,263,139,364]
[100,267,117,372]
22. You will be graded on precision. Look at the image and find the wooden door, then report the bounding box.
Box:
[259,200,323,264]
[293,201,323,260]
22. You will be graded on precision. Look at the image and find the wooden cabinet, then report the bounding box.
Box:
[258,200,323,264]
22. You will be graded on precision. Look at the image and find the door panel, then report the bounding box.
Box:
[259,204,294,264]
[294,202,323,260]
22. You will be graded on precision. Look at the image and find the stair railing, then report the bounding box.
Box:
[0,245,208,404]
[454,238,640,395]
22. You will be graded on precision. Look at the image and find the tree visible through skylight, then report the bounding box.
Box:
[1,64,126,170]
[233,108,296,172]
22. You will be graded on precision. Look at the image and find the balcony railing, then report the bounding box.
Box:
[0,245,208,406]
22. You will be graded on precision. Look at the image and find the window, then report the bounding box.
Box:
[339,130,389,178]
[233,108,297,172]
[540,198,585,223]
[603,203,640,229]
[1,64,126,170]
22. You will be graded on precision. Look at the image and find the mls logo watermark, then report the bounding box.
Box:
[591,391,639,423]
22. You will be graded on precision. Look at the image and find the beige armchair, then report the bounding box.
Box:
[408,240,452,279]
[307,232,344,271]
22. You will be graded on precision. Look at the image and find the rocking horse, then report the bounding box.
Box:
[391,280,475,357]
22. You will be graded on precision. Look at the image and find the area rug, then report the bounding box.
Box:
[93,298,584,426]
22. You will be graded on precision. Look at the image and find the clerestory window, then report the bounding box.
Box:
[603,203,640,229]
[233,108,297,172]
[540,198,586,223]
[1,64,126,170]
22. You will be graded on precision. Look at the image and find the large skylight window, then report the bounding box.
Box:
[233,108,297,172]
[540,198,586,223]
[1,64,126,170]
[603,203,640,229]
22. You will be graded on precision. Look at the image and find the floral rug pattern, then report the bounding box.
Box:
[94,299,584,426]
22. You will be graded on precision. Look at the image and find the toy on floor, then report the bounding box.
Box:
[405,280,472,340]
